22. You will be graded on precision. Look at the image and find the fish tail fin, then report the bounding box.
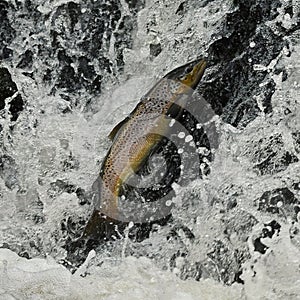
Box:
[82,210,126,240]
[63,210,126,272]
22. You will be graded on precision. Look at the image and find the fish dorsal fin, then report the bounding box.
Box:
[108,116,130,140]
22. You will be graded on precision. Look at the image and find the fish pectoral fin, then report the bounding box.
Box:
[108,116,130,140]
[166,102,183,120]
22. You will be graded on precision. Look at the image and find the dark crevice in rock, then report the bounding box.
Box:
[254,220,281,254]
[263,220,281,237]
[175,2,185,14]
[0,68,24,122]
[234,270,245,284]
[292,182,300,191]
[16,49,33,69]
[253,237,268,254]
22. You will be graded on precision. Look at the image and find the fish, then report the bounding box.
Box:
[64,59,207,268]
[83,58,207,239]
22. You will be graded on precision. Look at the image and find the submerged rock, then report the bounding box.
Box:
[256,187,299,215]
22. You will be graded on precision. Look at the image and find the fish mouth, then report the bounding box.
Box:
[164,58,207,89]
[182,58,207,89]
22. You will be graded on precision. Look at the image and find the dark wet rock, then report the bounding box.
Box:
[254,220,281,254]
[127,215,172,242]
[253,237,268,254]
[61,215,86,240]
[167,224,195,241]
[0,67,24,122]
[292,131,300,153]
[197,0,296,127]
[181,261,203,281]
[9,94,24,122]
[178,238,249,285]
[292,182,300,191]
[169,250,187,269]
[62,152,80,171]
[234,270,245,284]
[289,222,300,250]
[0,155,19,190]
[295,205,300,215]
[1,236,43,259]
[125,0,145,11]
[175,2,186,14]
[63,213,172,271]
[226,198,237,210]
[22,71,34,79]
[78,56,96,81]
[0,0,15,59]
[263,220,281,237]
[46,0,141,95]
[17,49,33,69]
[18,250,30,259]
[48,179,77,198]
[205,240,245,285]
[0,0,143,109]
[248,134,299,175]
[150,43,162,57]
[256,187,299,214]
[57,65,78,92]
[76,187,90,205]
[48,179,90,205]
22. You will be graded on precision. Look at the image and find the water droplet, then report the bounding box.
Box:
[185,135,193,143]
[178,132,185,139]
[250,41,256,48]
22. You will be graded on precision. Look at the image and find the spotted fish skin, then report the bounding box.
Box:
[83,59,207,239]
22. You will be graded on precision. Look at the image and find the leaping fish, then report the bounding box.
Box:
[64,59,207,269]
[81,58,207,242]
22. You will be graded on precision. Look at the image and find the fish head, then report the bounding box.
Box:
[164,58,207,89]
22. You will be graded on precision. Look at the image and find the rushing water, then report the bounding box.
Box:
[0,0,300,298]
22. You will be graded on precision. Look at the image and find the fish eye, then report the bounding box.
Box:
[185,66,193,73]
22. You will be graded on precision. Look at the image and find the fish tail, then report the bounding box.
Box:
[63,210,127,272]
[82,210,126,240]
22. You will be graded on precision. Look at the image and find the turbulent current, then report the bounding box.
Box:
[0,0,300,299]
